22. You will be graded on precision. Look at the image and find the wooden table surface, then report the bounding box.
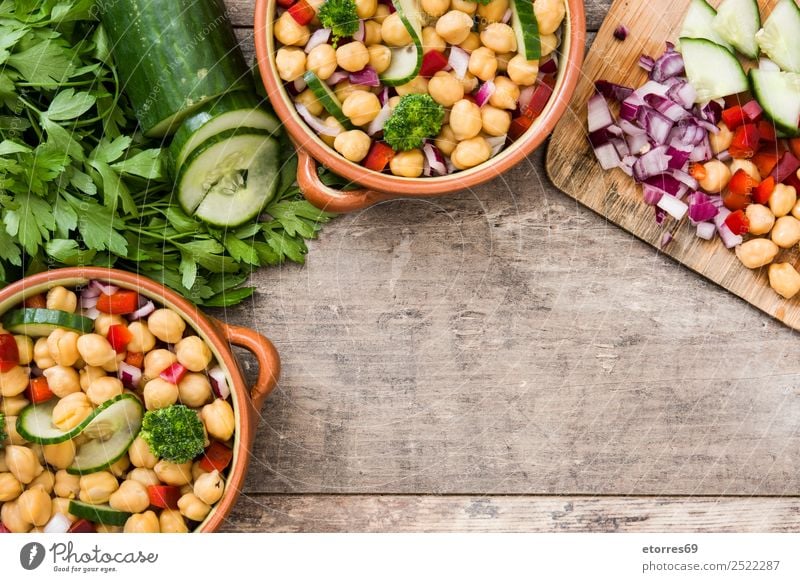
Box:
[219,0,800,532]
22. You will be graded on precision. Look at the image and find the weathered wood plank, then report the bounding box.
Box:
[222,495,800,532]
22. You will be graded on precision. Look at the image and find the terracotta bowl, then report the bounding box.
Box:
[255,0,586,212]
[0,267,280,533]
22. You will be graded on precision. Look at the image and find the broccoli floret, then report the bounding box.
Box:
[0,413,6,447]
[383,94,445,151]
[318,0,359,39]
[140,405,205,463]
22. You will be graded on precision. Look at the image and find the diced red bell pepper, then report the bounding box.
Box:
[0,334,19,372]
[723,190,751,211]
[147,485,182,509]
[790,139,800,159]
[68,519,96,533]
[757,120,776,143]
[125,351,145,369]
[96,290,139,315]
[22,294,46,309]
[27,377,54,404]
[724,209,750,235]
[509,75,556,140]
[753,176,776,205]
[106,324,133,353]
[728,168,759,197]
[160,362,187,385]
[729,124,760,158]
[363,141,395,172]
[199,441,234,473]
[753,151,780,179]
[277,0,294,6]
[419,50,449,78]
[721,105,747,131]
[288,0,315,25]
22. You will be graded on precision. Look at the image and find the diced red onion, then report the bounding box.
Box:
[666,146,690,170]
[660,232,673,248]
[696,222,716,240]
[699,100,723,125]
[717,223,742,248]
[326,70,349,85]
[642,184,664,205]
[353,20,365,42]
[633,80,670,99]
[160,362,187,384]
[618,119,645,136]
[626,132,649,155]
[655,206,666,224]
[633,145,670,181]
[518,85,535,113]
[716,149,731,162]
[80,286,100,299]
[688,201,718,224]
[594,80,634,102]
[713,207,731,228]
[613,25,629,41]
[587,93,614,132]
[689,135,712,162]
[759,58,780,72]
[540,57,558,75]
[594,142,622,170]
[208,367,231,400]
[349,66,380,87]
[502,8,512,23]
[657,193,688,220]
[448,47,470,80]
[44,513,72,534]
[666,81,696,108]
[638,55,655,72]
[486,135,506,158]
[668,168,699,191]
[118,361,142,389]
[611,137,629,158]
[129,299,155,321]
[742,100,763,122]
[644,94,689,122]
[296,103,343,136]
[619,99,640,122]
[79,294,98,310]
[366,103,392,136]
[638,107,673,144]
[90,280,118,295]
[475,80,496,107]
[378,85,389,106]
[422,142,447,176]
[305,28,331,53]
[84,307,100,320]
[650,46,684,82]
[771,152,800,183]
[645,173,685,197]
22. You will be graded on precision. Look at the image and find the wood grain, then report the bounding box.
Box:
[222,495,800,532]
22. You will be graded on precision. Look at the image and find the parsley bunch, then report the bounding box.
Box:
[0,1,334,306]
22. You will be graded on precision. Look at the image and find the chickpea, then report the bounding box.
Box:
[507,54,539,86]
[540,33,559,58]
[388,95,402,109]
[109,479,150,513]
[275,47,306,82]
[356,0,377,17]
[367,44,392,75]
[459,31,481,52]
[191,461,209,482]
[54,470,81,499]
[534,0,566,35]
[126,321,156,354]
[17,485,51,526]
[4,417,25,445]
[46,330,79,367]
[0,365,28,397]
[477,0,509,24]
[460,72,479,93]
[489,75,520,110]
[108,454,130,479]
[303,45,335,82]
[30,470,56,494]
[450,99,483,141]
[172,336,211,373]
[125,437,156,470]
[76,333,116,367]
[295,89,322,118]
[143,378,179,411]
[94,524,122,533]
[422,0,449,16]
[94,313,125,337]
[14,335,33,365]
[436,10,474,45]
[79,471,118,504]
[435,125,458,156]
[154,460,193,486]
[422,26,446,53]
[342,91,382,127]
[102,351,123,373]
[730,159,760,182]
[770,184,797,218]
[33,337,55,369]
[124,510,160,533]
[147,309,186,344]
[200,400,235,442]
[373,3,391,23]
[453,0,478,12]
[771,216,800,248]
[127,467,160,488]
[274,11,311,46]
[51,497,76,521]
[332,130,371,163]
[194,470,225,505]
[79,366,106,391]
[468,47,497,81]
[480,23,516,53]
[451,136,492,170]
[792,198,800,221]
[0,472,23,501]
[481,106,512,137]
[178,493,212,522]
[1,500,31,533]
[428,71,465,107]
[319,116,345,147]
[735,238,779,269]
[710,123,734,155]
[382,12,413,46]
[389,149,425,178]
[44,440,77,472]
[769,263,800,299]
[52,392,93,433]
[43,365,81,398]
[1,395,29,416]
[335,41,370,73]
[159,508,188,533]
[46,286,77,312]
[5,445,43,484]
[396,76,429,96]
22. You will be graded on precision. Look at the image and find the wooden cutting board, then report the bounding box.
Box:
[544,0,800,329]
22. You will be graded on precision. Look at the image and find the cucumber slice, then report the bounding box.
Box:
[304,71,354,129]
[66,394,144,475]
[711,0,761,59]
[679,37,749,101]
[169,91,281,174]
[379,0,423,86]
[750,69,800,137]
[510,0,541,60]
[68,500,131,526]
[755,0,800,74]
[679,0,734,51]
[3,308,93,337]
[177,130,280,228]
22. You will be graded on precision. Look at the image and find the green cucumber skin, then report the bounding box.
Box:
[510,0,541,61]
[379,0,423,86]
[749,70,800,137]
[303,71,354,129]
[3,308,93,337]
[68,501,131,526]
[99,0,250,137]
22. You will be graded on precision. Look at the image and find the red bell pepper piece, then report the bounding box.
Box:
[728,168,759,196]
[199,441,234,473]
[419,50,449,78]
[724,209,750,235]
[96,290,139,314]
[363,141,395,172]
[721,105,747,131]
[0,334,19,372]
[288,0,315,25]
[723,191,751,211]
[509,75,556,140]
[729,124,760,158]
[277,0,294,6]
[147,485,182,509]
[757,120,776,143]
[68,519,96,533]
[22,294,46,309]
[125,351,145,369]
[741,100,763,123]
[753,151,780,179]
[790,139,800,160]
[27,377,55,404]
[106,324,133,353]
[160,362,187,385]
[753,176,776,205]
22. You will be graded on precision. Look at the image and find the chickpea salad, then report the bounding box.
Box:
[0,282,236,533]
[589,0,800,300]
[273,0,566,176]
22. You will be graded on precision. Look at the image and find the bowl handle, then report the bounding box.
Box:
[216,321,281,411]
[296,147,394,212]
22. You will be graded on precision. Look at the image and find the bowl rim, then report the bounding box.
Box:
[0,267,254,533]
[255,0,586,195]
